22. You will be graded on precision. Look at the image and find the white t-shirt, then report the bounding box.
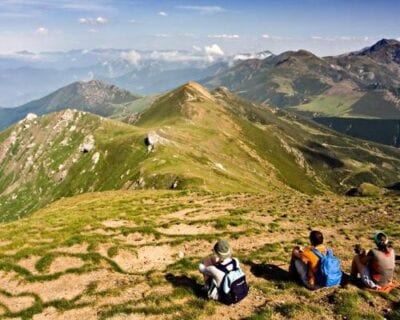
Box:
[199,257,239,287]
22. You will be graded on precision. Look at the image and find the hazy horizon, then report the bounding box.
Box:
[1,0,399,56]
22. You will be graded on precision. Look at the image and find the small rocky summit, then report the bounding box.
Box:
[76,80,137,106]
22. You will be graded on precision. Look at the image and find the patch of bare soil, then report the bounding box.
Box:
[156,223,221,235]
[0,293,35,313]
[108,314,174,320]
[113,245,175,272]
[176,240,211,256]
[244,212,274,225]
[164,210,227,222]
[96,242,114,258]
[17,255,41,274]
[102,220,136,228]
[94,282,151,307]
[229,236,273,253]
[0,240,12,247]
[115,232,158,246]
[48,256,85,273]
[0,270,122,303]
[33,306,97,320]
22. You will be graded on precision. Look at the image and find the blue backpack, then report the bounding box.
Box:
[312,248,342,287]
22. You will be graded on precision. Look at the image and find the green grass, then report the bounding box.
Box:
[295,94,361,117]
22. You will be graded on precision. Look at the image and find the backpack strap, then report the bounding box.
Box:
[312,248,324,259]
[312,247,332,258]
[215,259,238,274]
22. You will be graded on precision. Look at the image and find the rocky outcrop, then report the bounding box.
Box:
[80,135,95,153]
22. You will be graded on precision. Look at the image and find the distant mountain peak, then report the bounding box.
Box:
[372,38,399,48]
[177,81,215,102]
[0,80,140,130]
[353,38,400,63]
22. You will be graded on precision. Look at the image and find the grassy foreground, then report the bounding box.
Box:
[0,190,399,319]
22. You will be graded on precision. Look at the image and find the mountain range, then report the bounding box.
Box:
[1,82,400,221]
[203,39,400,119]
[2,39,399,122]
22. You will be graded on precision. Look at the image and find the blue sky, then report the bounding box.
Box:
[0,0,399,55]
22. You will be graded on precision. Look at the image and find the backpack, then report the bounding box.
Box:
[215,259,249,304]
[312,248,342,287]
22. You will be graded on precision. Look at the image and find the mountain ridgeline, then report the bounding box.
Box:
[1,82,400,221]
[203,39,400,119]
[0,80,140,131]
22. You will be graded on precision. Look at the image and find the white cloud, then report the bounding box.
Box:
[192,45,202,52]
[149,50,204,62]
[130,19,136,23]
[208,34,239,39]
[205,44,224,61]
[62,2,113,12]
[158,11,168,16]
[155,34,170,38]
[311,36,323,40]
[34,27,48,36]
[261,34,270,39]
[88,28,98,33]
[176,5,225,14]
[397,37,400,41]
[79,16,108,25]
[121,50,141,65]
[96,16,108,24]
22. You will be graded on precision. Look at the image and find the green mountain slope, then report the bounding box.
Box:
[0,80,140,131]
[136,82,400,194]
[203,39,400,119]
[1,82,400,221]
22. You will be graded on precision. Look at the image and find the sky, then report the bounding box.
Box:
[0,0,400,56]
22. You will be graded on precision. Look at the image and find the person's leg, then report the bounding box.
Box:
[360,268,380,289]
[293,259,309,287]
[351,254,362,279]
[351,255,380,289]
[199,256,215,282]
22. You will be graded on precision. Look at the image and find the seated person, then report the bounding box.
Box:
[351,231,396,290]
[290,230,341,289]
[199,239,248,303]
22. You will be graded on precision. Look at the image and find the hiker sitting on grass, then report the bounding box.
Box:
[351,231,395,291]
[199,239,248,304]
[289,230,342,290]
